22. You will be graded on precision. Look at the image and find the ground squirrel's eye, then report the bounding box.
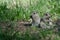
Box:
[40,18,44,22]
[45,14,48,16]
[45,13,49,16]
[33,12,36,14]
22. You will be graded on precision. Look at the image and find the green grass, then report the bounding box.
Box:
[0,0,60,40]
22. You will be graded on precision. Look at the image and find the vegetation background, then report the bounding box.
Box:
[0,0,60,40]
